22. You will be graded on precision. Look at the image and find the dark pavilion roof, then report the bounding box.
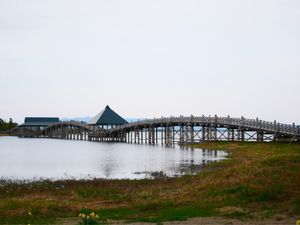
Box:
[20,117,59,127]
[89,105,127,125]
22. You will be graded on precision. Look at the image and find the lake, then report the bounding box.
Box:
[0,136,228,180]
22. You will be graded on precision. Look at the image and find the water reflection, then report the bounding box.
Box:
[100,149,117,178]
[0,137,228,180]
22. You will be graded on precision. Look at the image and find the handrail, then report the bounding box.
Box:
[109,116,299,137]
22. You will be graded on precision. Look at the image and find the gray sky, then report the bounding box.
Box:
[0,0,299,124]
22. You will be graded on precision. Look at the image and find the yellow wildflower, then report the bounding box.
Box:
[296,219,300,225]
[90,212,95,217]
[81,213,86,218]
[87,215,90,219]
[28,211,32,216]
[95,215,99,219]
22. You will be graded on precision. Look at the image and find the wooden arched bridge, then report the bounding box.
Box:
[15,115,300,144]
[13,121,92,140]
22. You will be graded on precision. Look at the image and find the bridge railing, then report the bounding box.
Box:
[44,121,91,130]
[110,115,299,137]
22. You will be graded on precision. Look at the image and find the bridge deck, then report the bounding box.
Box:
[12,115,300,143]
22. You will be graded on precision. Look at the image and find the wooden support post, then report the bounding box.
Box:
[65,126,68,139]
[153,127,156,145]
[257,131,263,142]
[206,126,210,141]
[73,126,76,140]
[180,125,184,143]
[155,127,158,144]
[172,126,175,145]
[141,128,143,144]
[161,126,164,145]
[134,130,136,143]
[214,126,217,141]
[241,129,245,141]
[164,126,167,145]
[202,126,205,141]
[191,125,194,143]
[148,127,151,144]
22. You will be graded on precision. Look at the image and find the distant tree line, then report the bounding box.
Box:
[0,118,18,131]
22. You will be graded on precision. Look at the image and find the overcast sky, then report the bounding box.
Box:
[0,0,299,124]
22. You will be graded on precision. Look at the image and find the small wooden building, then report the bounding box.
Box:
[16,117,59,137]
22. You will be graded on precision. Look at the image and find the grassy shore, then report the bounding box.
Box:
[1,142,300,224]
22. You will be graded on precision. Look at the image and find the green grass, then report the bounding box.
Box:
[207,184,256,200]
[88,203,215,223]
[1,141,300,224]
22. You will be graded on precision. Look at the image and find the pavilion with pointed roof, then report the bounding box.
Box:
[89,105,127,128]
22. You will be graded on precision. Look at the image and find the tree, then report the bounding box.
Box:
[0,118,17,131]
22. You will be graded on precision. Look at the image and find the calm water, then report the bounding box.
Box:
[0,136,228,180]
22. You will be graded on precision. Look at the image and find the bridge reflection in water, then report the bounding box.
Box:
[13,115,300,144]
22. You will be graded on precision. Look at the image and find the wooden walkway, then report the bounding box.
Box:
[14,115,300,144]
